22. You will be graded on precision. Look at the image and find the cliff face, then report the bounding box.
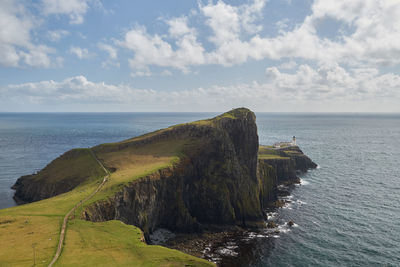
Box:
[280,146,318,171]
[258,146,317,185]
[84,109,269,234]
[258,158,297,184]
[12,108,317,238]
[257,161,278,207]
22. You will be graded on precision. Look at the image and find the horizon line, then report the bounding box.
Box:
[1,111,400,114]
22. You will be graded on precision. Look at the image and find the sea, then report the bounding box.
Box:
[1,112,399,266]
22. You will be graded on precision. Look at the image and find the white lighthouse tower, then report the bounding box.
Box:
[292,136,296,146]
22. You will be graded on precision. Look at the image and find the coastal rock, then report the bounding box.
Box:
[258,146,317,185]
[83,109,271,235]
[11,108,317,238]
[258,157,297,184]
[267,221,277,228]
[278,146,317,172]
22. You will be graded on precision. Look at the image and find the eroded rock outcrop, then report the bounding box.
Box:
[12,108,317,238]
[83,109,269,235]
[259,146,317,185]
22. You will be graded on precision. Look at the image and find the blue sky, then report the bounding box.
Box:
[1,0,399,112]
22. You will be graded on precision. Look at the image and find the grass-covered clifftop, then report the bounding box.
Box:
[2,108,261,266]
[2,108,316,266]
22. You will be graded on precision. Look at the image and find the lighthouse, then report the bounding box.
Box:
[292,136,296,146]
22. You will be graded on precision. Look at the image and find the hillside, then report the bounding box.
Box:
[2,108,316,266]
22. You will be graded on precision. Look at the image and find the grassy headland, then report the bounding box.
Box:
[0,110,258,266]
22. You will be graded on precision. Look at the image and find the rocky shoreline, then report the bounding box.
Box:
[149,158,316,266]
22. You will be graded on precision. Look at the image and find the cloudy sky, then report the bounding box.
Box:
[1,0,399,112]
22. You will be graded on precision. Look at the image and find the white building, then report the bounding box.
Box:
[273,136,297,148]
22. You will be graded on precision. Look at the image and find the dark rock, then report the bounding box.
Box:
[266,221,277,228]
[277,146,317,171]
[287,221,294,227]
[83,108,273,235]
[12,108,317,238]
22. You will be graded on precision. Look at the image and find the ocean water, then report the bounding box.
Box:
[1,112,399,266]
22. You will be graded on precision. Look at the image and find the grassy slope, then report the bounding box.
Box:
[56,220,211,267]
[0,215,60,266]
[28,148,105,185]
[85,139,187,206]
[258,145,289,160]
[0,110,244,266]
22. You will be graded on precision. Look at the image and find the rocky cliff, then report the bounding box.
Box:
[258,145,317,185]
[83,108,268,235]
[280,146,318,172]
[12,108,317,238]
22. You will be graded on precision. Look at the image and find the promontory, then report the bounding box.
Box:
[1,108,316,266]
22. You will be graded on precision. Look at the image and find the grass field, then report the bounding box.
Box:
[0,110,255,266]
[0,215,60,266]
[258,145,289,160]
[85,139,186,206]
[27,148,105,186]
[0,135,214,266]
[56,220,212,267]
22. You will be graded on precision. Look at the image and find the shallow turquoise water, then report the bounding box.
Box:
[1,112,399,266]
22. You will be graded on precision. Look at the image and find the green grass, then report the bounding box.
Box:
[56,220,213,267]
[282,150,301,154]
[0,140,214,266]
[0,138,214,266]
[0,109,256,266]
[258,154,289,160]
[0,215,61,266]
[258,145,289,160]
[85,139,187,206]
[28,148,105,185]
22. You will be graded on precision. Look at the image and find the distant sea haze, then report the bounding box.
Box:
[1,112,399,266]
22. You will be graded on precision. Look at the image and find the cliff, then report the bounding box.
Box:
[258,145,316,185]
[83,108,268,234]
[280,146,318,171]
[12,108,316,238]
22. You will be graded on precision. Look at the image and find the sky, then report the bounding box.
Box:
[0,0,399,112]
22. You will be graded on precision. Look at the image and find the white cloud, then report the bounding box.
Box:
[200,0,266,45]
[98,43,117,59]
[200,1,241,46]
[69,46,90,59]
[2,76,156,105]
[276,18,290,32]
[264,63,400,101]
[119,21,205,74]
[101,60,120,69]
[2,66,399,111]
[119,0,269,75]
[47,30,69,42]
[167,17,191,37]
[98,42,119,68]
[0,0,54,67]
[41,0,91,24]
[269,0,400,66]
[131,68,152,77]
[117,0,400,74]
[278,60,298,70]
